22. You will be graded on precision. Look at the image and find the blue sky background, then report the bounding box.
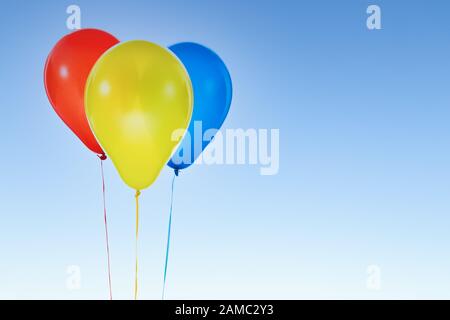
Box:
[1,0,450,299]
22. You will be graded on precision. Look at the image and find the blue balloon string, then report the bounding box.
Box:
[162,171,177,299]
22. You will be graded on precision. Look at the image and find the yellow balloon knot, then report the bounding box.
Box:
[135,190,141,198]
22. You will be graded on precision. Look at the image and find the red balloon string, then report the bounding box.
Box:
[100,158,113,300]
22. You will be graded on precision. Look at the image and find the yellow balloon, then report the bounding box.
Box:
[85,40,193,190]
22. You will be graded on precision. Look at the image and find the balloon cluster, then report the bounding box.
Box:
[44,29,232,191]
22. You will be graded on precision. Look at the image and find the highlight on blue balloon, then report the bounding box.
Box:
[168,42,233,171]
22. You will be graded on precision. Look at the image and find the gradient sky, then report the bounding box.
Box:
[0,0,450,299]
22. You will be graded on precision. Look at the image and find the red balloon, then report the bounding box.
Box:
[44,29,119,156]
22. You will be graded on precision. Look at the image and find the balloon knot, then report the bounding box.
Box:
[98,154,107,161]
[135,190,141,198]
[174,169,179,177]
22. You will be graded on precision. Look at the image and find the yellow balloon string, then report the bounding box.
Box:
[134,190,141,300]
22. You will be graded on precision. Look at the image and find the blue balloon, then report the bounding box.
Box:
[168,42,232,172]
